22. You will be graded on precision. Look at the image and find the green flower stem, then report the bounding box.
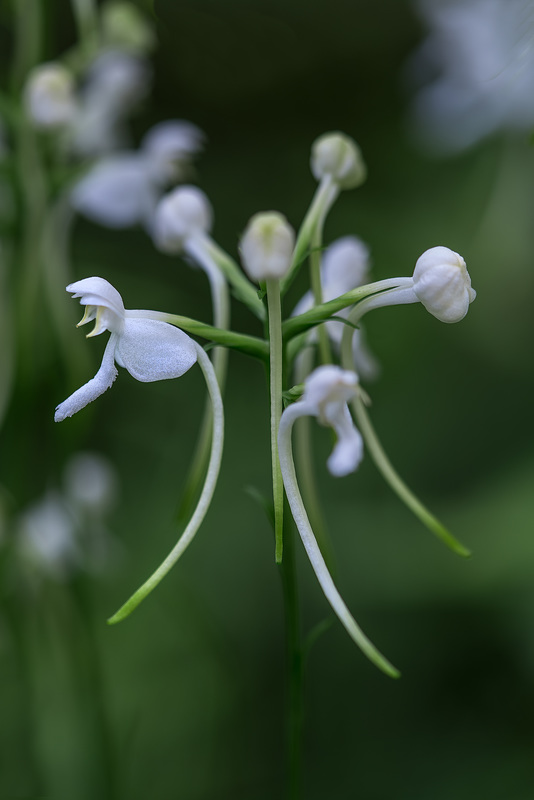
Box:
[131,310,269,361]
[278,513,303,800]
[107,342,224,624]
[176,238,231,522]
[278,403,400,678]
[267,278,285,563]
[205,238,265,320]
[41,192,91,383]
[293,349,336,573]
[339,286,471,558]
[14,112,48,383]
[282,278,414,341]
[0,244,15,428]
[350,394,471,558]
[10,0,42,91]
[70,0,99,48]
[280,175,338,296]
[309,218,333,366]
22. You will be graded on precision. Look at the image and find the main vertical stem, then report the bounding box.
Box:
[267,278,284,563]
[278,515,303,800]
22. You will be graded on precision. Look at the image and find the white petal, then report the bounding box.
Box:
[71,155,156,228]
[326,404,364,476]
[55,336,119,421]
[117,318,197,382]
[67,277,125,317]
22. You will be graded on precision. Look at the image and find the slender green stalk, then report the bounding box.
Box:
[205,238,265,320]
[267,279,285,563]
[280,176,338,296]
[278,514,303,800]
[10,0,43,91]
[131,309,269,361]
[70,0,99,47]
[339,286,470,557]
[293,349,336,572]
[350,395,471,557]
[176,239,230,522]
[309,222,332,366]
[278,403,400,678]
[282,278,414,340]
[107,343,224,623]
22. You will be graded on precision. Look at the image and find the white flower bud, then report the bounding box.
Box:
[152,186,212,252]
[311,132,366,189]
[24,62,77,130]
[412,246,476,323]
[240,211,295,281]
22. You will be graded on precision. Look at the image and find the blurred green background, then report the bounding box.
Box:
[2,0,534,797]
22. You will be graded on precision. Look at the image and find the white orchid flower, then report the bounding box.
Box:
[70,51,152,157]
[72,120,204,229]
[408,0,534,152]
[240,211,296,282]
[278,365,398,677]
[54,277,197,422]
[55,277,225,621]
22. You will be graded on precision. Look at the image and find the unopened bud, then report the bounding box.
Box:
[24,62,76,130]
[153,186,212,252]
[412,246,476,323]
[311,132,366,189]
[240,211,295,281]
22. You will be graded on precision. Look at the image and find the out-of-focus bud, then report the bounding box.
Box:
[64,452,119,515]
[153,186,212,252]
[311,132,366,189]
[142,120,205,184]
[102,0,155,53]
[17,493,78,580]
[240,211,295,282]
[24,63,77,130]
[412,246,476,323]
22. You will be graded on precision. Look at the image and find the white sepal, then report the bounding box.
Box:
[118,317,197,381]
[24,62,77,130]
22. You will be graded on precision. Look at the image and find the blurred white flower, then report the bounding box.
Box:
[55,277,197,421]
[408,0,534,152]
[24,62,77,130]
[70,51,151,156]
[72,120,204,228]
[17,492,79,580]
[240,211,296,281]
[292,236,379,379]
[64,452,119,514]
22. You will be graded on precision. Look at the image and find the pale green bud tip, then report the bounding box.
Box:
[24,62,77,130]
[102,1,155,53]
[311,132,367,189]
[413,246,476,323]
[240,211,295,281]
